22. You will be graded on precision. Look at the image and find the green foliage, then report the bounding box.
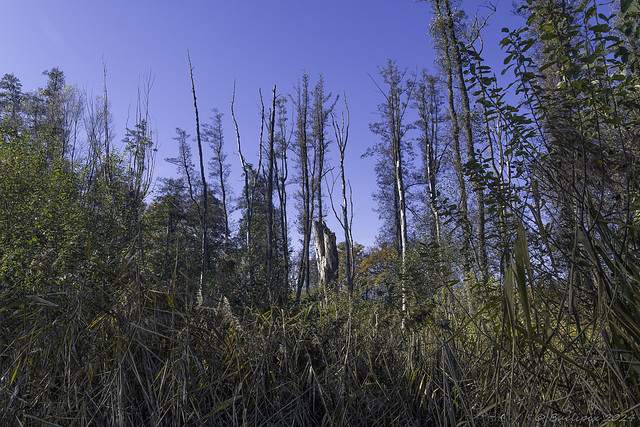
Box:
[458,0,640,421]
[0,132,83,291]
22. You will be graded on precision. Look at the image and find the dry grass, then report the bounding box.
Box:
[2,230,639,426]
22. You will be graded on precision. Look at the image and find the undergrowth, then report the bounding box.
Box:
[1,246,639,426]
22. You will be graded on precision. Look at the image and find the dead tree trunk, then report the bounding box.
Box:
[274,97,291,292]
[332,95,354,294]
[232,82,264,252]
[313,220,339,291]
[189,52,206,307]
[294,75,312,299]
[266,85,277,281]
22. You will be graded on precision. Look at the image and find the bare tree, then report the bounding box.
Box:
[274,96,292,289]
[292,74,314,299]
[369,60,413,312]
[121,71,156,267]
[231,82,264,252]
[331,94,355,294]
[266,85,277,280]
[166,128,199,210]
[188,52,206,306]
[102,62,112,181]
[414,71,443,243]
[204,108,231,249]
[310,75,338,224]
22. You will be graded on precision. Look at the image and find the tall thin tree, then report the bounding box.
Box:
[274,96,292,290]
[414,71,443,243]
[188,52,207,306]
[204,108,231,249]
[331,94,354,294]
[310,75,337,223]
[293,74,313,299]
[369,60,413,312]
[231,82,264,253]
[266,85,277,281]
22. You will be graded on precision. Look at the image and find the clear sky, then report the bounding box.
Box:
[1,0,515,248]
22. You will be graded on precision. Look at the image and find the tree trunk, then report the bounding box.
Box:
[232,82,264,255]
[432,0,472,266]
[442,0,486,274]
[189,53,206,307]
[387,61,409,312]
[332,97,354,294]
[266,85,277,280]
[231,83,251,248]
[313,221,339,291]
[274,97,290,294]
[423,75,442,243]
[211,110,230,250]
[295,75,312,299]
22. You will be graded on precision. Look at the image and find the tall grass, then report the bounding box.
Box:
[2,232,639,426]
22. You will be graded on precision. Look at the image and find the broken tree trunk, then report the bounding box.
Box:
[313,220,339,291]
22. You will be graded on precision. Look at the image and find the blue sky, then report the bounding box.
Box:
[1,0,516,248]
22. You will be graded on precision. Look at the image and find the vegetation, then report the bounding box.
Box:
[2,0,640,425]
